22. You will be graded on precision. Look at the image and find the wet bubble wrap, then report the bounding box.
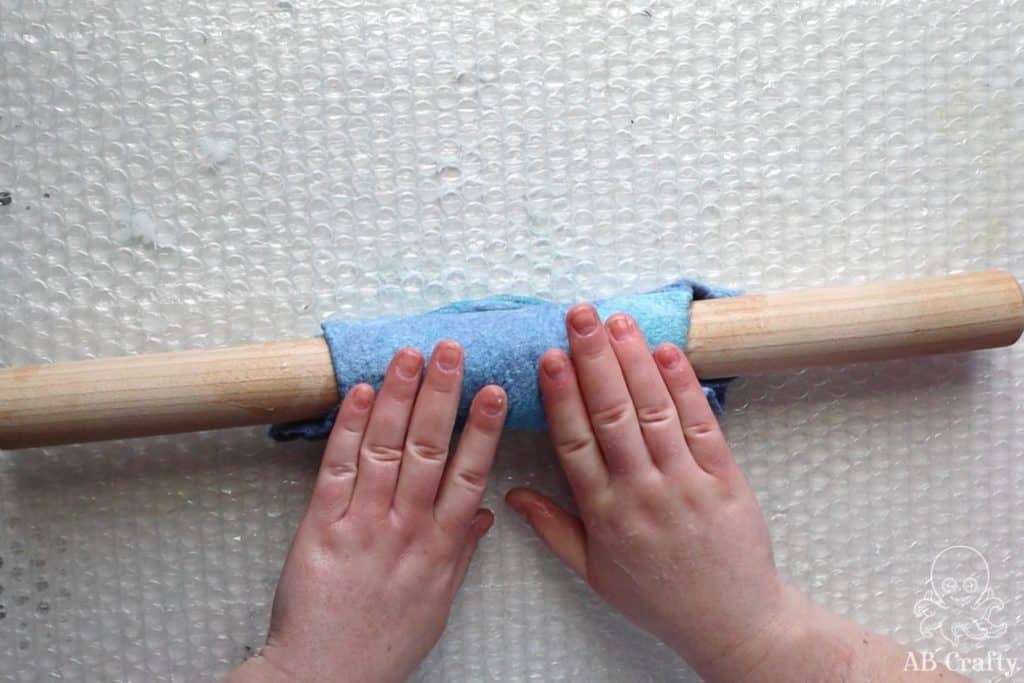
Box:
[1,0,1023,681]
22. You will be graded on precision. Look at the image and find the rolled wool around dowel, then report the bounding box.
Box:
[269,280,736,441]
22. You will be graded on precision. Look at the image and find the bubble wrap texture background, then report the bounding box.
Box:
[2,0,1024,680]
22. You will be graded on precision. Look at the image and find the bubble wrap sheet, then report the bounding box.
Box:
[2,1,1023,681]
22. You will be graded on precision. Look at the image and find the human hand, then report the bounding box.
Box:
[227,341,507,683]
[505,305,793,681]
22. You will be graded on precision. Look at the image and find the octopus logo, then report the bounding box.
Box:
[913,545,1008,647]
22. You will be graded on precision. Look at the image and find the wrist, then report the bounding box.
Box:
[737,590,855,683]
[683,582,854,683]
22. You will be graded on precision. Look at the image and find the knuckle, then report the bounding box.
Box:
[363,442,404,464]
[339,422,365,437]
[683,420,718,441]
[635,402,677,429]
[588,487,617,511]
[323,461,357,479]
[694,445,732,474]
[591,402,634,431]
[636,481,670,516]
[454,467,487,493]
[556,433,597,459]
[330,518,372,550]
[624,470,666,504]
[394,518,420,546]
[406,439,449,464]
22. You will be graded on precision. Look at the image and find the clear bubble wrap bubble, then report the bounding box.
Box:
[1,0,1023,680]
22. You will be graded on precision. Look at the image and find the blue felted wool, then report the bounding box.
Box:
[270,280,736,441]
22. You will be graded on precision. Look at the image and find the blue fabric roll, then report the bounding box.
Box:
[270,280,736,441]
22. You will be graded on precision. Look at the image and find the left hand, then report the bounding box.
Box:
[225,341,507,683]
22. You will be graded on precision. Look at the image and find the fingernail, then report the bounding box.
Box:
[541,353,567,380]
[435,342,462,372]
[351,385,372,410]
[569,306,599,335]
[655,344,682,369]
[607,314,634,341]
[482,390,505,416]
[395,350,422,379]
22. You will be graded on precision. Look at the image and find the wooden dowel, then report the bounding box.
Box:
[686,269,1024,377]
[1,270,1021,449]
[0,339,338,449]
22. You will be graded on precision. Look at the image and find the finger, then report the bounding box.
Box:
[604,313,694,474]
[565,304,648,474]
[505,488,587,579]
[450,508,494,591]
[434,385,507,529]
[393,341,463,518]
[349,348,423,517]
[308,385,375,522]
[537,349,608,499]
[654,343,736,478]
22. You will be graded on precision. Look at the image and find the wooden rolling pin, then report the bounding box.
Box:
[1,270,1022,449]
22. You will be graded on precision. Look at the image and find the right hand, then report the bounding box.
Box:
[506,305,796,681]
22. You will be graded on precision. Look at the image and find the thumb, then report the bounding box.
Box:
[505,488,587,580]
